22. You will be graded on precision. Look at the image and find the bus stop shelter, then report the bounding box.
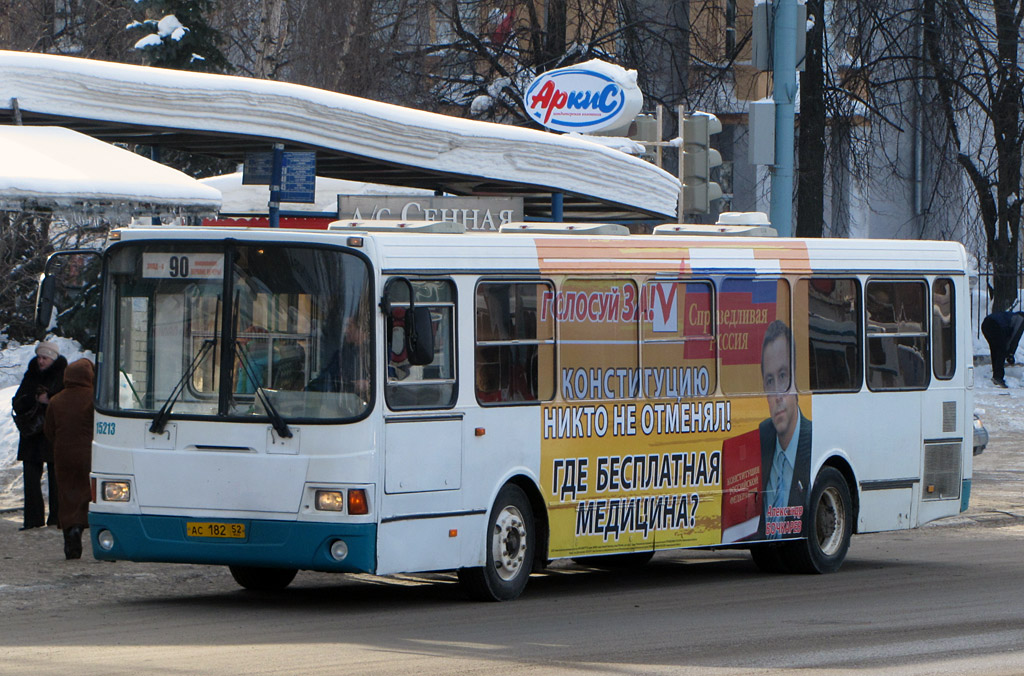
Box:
[0,50,678,224]
[0,125,221,217]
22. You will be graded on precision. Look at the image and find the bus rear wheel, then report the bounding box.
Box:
[784,467,853,574]
[229,565,298,591]
[458,484,535,601]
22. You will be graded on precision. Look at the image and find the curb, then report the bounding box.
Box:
[926,510,1024,528]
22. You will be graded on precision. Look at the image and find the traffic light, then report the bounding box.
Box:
[681,112,724,214]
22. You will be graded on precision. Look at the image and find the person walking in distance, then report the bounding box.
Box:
[11,341,67,530]
[981,310,1024,388]
[43,358,95,560]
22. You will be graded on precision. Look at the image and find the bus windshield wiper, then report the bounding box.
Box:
[149,339,215,435]
[235,340,293,439]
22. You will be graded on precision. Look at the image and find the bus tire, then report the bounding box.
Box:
[229,565,298,591]
[784,467,853,574]
[458,484,535,602]
[572,551,654,569]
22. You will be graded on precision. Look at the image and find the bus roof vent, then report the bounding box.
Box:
[653,223,778,237]
[653,212,776,237]
[499,222,630,236]
[328,219,466,233]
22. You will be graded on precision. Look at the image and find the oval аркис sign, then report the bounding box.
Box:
[524,60,644,134]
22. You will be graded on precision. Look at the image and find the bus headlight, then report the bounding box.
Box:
[103,481,131,502]
[315,490,345,511]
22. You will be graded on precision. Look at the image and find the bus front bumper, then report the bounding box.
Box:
[88,513,376,574]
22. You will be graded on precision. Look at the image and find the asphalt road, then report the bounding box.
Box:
[1,520,1022,675]
[0,389,1021,675]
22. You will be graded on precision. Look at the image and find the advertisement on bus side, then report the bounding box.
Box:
[538,271,813,557]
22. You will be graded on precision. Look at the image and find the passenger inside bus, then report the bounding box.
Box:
[308,315,370,399]
[272,341,306,390]
[387,307,412,381]
[235,325,270,394]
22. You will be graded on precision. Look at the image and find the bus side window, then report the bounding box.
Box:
[719,278,791,395]
[558,277,638,400]
[384,278,457,410]
[796,278,862,392]
[866,279,929,391]
[932,278,955,380]
[474,280,555,404]
[641,280,717,396]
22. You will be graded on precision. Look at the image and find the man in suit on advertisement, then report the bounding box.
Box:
[758,319,812,540]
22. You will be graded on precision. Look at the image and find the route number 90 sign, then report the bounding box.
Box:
[142,253,225,279]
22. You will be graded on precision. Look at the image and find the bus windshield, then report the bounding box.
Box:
[97,241,373,423]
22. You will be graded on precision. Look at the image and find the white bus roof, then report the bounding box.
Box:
[112,226,968,277]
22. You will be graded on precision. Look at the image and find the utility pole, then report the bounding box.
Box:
[769,0,798,237]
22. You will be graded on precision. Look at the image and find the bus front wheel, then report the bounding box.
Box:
[458,484,535,601]
[229,565,298,591]
[785,467,853,574]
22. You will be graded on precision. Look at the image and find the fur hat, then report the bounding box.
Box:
[35,341,59,360]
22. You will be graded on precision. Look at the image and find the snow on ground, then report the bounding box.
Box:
[0,337,93,511]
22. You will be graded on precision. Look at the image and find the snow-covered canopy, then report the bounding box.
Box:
[201,172,433,215]
[0,50,679,221]
[0,126,221,216]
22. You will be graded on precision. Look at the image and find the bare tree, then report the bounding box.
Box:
[840,0,1023,308]
[923,0,1022,310]
[0,212,50,343]
[211,0,289,80]
[0,209,111,344]
[0,0,134,59]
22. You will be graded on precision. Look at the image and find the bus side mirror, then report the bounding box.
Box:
[35,250,103,350]
[406,306,434,366]
[382,277,435,367]
[35,274,56,330]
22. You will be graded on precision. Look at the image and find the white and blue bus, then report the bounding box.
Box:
[41,220,974,600]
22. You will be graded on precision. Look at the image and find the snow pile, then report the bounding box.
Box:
[567,133,647,156]
[0,126,221,215]
[131,14,188,50]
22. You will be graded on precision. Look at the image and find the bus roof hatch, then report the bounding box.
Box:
[328,220,465,233]
[499,222,631,236]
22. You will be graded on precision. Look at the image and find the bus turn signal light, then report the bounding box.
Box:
[348,489,369,515]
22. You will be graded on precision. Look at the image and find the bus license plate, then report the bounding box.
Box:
[186,522,245,539]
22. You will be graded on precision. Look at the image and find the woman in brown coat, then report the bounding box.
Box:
[43,358,95,560]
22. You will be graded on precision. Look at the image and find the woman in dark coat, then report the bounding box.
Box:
[43,358,95,560]
[11,341,67,530]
